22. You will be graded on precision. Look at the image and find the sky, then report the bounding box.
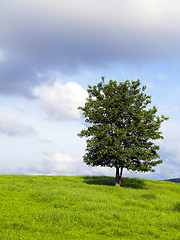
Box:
[0,0,180,180]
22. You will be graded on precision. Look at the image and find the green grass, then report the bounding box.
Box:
[0,175,179,240]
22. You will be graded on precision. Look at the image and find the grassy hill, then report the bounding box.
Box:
[0,175,179,240]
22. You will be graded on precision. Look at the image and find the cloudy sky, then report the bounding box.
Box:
[0,0,180,180]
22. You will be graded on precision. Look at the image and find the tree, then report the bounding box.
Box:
[78,78,168,186]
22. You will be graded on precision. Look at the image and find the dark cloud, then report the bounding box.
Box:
[1,0,180,96]
[0,56,39,96]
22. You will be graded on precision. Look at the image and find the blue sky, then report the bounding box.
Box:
[0,0,180,180]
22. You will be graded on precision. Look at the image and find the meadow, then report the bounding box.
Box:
[0,175,179,239]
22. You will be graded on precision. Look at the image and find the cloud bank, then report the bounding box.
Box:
[20,150,180,180]
[1,0,180,95]
[28,152,115,176]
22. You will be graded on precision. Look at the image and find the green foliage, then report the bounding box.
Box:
[78,78,168,179]
[0,175,180,239]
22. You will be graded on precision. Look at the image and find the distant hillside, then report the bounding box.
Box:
[164,178,180,183]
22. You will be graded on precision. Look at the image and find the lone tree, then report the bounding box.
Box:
[78,78,168,186]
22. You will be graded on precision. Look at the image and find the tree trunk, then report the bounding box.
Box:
[119,166,123,186]
[115,166,123,186]
[115,167,120,186]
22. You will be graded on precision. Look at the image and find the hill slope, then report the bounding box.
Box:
[164,178,180,183]
[0,175,179,240]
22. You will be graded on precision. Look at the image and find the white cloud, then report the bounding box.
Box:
[28,152,115,176]
[34,81,88,121]
[41,153,78,174]
[27,150,179,180]
[0,146,178,180]
[0,114,36,136]
[159,121,180,165]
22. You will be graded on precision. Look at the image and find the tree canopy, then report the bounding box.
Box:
[78,78,168,186]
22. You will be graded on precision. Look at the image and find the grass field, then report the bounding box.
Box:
[0,175,179,239]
